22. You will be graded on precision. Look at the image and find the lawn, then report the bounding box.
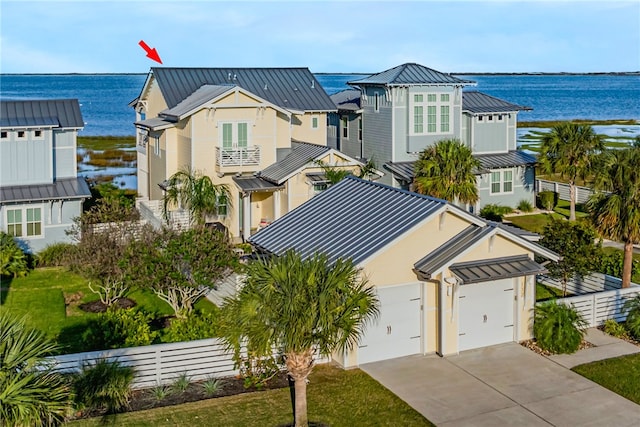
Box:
[536,282,564,301]
[572,353,640,405]
[70,364,433,427]
[505,212,562,234]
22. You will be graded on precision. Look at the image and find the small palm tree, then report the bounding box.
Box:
[413,139,480,205]
[163,167,231,226]
[0,314,72,426]
[534,301,587,354]
[221,250,379,427]
[587,146,640,288]
[539,122,604,221]
[313,160,352,185]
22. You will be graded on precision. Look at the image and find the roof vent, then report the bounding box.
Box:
[233,74,237,80]
[264,83,268,90]
[228,72,232,80]
[311,80,315,89]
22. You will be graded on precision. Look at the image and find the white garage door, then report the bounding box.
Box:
[458,279,514,352]
[358,283,422,364]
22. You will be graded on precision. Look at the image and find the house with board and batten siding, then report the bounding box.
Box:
[0,99,91,253]
[328,63,536,212]
[131,67,370,241]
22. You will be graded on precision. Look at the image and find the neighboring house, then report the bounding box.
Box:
[131,67,368,240]
[332,63,535,211]
[250,176,559,365]
[0,99,91,252]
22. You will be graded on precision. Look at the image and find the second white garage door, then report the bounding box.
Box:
[358,283,422,365]
[458,279,514,352]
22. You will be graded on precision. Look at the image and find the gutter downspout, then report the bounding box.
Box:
[438,278,447,356]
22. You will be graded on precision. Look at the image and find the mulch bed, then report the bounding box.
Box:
[521,339,595,356]
[78,297,136,313]
[596,325,640,347]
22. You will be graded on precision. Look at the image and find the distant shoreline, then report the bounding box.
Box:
[2,71,640,76]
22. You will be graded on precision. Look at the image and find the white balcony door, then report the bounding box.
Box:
[222,122,248,149]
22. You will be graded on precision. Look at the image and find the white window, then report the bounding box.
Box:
[490,170,514,194]
[221,122,249,148]
[411,92,452,135]
[313,182,328,194]
[216,195,228,217]
[441,105,450,132]
[312,116,319,129]
[414,106,423,133]
[342,117,348,138]
[154,137,161,156]
[6,207,42,237]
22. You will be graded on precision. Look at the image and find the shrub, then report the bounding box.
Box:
[603,319,629,339]
[596,251,640,279]
[165,309,220,342]
[36,242,77,267]
[0,232,30,277]
[81,307,157,351]
[517,199,534,213]
[171,372,191,393]
[623,296,640,340]
[202,377,224,396]
[73,359,135,414]
[479,204,514,222]
[151,383,172,401]
[537,191,558,211]
[534,301,587,354]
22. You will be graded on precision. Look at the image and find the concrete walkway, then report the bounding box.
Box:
[361,342,640,426]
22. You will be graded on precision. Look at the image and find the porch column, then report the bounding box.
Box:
[273,191,281,220]
[243,193,251,241]
[438,278,447,356]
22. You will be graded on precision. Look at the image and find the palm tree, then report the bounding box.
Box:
[539,122,604,221]
[221,250,379,427]
[413,139,480,205]
[163,167,231,226]
[587,146,640,288]
[0,314,72,426]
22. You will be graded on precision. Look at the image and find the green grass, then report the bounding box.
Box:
[505,212,563,234]
[70,364,433,427]
[536,282,564,301]
[572,353,640,405]
[553,200,589,219]
[78,136,135,151]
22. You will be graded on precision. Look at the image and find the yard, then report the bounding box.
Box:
[572,353,640,405]
[69,364,433,427]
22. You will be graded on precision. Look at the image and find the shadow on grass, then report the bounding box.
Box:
[0,275,12,305]
[57,320,91,355]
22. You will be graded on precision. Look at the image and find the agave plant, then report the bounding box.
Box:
[534,301,588,354]
[0,313,72,426]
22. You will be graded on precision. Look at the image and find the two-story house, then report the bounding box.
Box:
[329,63,536,212]
[0,99,91,252]
[131,67,369,241]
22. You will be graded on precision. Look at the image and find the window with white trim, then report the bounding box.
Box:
[6,207,42,237]
[490,169,514,194]
[1,131,7,139]
[154,137,161,156]
[341,117,348,138]
[374,93,379,112]
[216,195,228,217]
[221,122,249,149]
[411,92,453,135]
[33,129,44,139]
[312,116,319,129]
[17,130,26,139]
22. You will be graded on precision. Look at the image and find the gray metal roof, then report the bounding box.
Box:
[462,91,532,114]
[258,141,331,185]
[330,89,361,112]
[0,178,91,204]
[160,84,235,120]
[450,255,546,284]
[249,176,447,264]
[150,67,337,112]
[233,176,284,193]
[487,220,540,241]
[305,172,328,183]
[475,151,537,169]
[414,225,495,278]
[0,99,84,129]
[348,63,475,86]
[135,117,175,131]
[383,161,416,182]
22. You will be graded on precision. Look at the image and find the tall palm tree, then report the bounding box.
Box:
[539,122,604,221]
[0,314,72,426]
[221,250,379,427]
[413,138,480,205]
[587,146,640,288]
[163,167,231,226]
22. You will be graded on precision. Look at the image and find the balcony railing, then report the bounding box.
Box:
[216,146,261,167]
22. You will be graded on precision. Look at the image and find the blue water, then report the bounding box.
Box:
[1,73,638,136]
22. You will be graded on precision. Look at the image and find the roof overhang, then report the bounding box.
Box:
[0,177,91,204]
[450,255,547,284]
[233,176,285,194]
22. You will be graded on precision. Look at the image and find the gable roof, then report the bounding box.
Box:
[463,91,532,114]
[348,63,475,87]
[0,99,84,129]
[258,141,332,185]
[150,67,337,112]
[330,89,361,112]
[249,176,448,264]
[160,84,235,120]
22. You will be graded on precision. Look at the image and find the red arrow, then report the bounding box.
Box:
[139,40,163,64]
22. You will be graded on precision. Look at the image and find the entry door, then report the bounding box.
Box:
[458,279,514,352]
[358,283,422,364]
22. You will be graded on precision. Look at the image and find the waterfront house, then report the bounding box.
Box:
[329,63,536,212]
[131,67,369,240]
[0,99,91,252]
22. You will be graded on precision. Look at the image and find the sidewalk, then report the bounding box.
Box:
[547,327,640,369]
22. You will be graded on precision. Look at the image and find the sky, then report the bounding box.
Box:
[1,0,639,74]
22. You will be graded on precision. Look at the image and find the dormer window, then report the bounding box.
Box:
[17,130,26,139]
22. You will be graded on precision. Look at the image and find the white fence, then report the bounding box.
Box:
[535,179,596,204]
[48,338,243,389]
[538,273,627,295]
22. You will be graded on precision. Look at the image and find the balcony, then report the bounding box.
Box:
[216,146,261,167]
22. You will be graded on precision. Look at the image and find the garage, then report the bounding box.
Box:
[458,278,514,352]
[358,283,422,364]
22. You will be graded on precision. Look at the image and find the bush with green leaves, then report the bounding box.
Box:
[81,307,157,351]
[165,309,220,342]
[517,199,534,213]
[171,372,191,393]
[73,358,135,414]
[0,313,72,426]
[36,242,77,267]
[623,296,640,340]
[201,377,224,396]
[537,191,558,211]
[534,301,587,354]
[596,251,640,279]
[1,231,30,277]
[479,204,514,222]
[603,319,629,339]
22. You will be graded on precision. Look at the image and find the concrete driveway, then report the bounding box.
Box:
[361,343,640,426]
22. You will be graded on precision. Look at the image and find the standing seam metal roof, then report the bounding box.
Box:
[258,141,331,185]
[348,63,475,86]
[160,85,235,120]
[151,68,337,112]
[450,255,546,284]
[0,178,91,203]
[0,100,84,129]
[462,91,532,113]
[249,176,447,264]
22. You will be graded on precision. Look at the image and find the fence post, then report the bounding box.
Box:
[155,347,162,386]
